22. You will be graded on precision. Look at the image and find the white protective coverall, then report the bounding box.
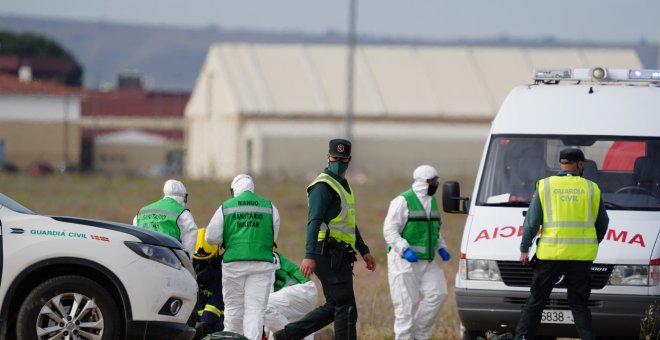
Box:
[132,179,198,255]
[264,254,317,340]
[383,165,449,340]
[205,174,280,340]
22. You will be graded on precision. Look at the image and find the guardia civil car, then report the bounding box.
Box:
[0,193,197,340]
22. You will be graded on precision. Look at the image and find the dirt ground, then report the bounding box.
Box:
[1,172,471,339]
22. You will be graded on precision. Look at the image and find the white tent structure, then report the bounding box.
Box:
[94,129,168,175]
[185,43,641,181]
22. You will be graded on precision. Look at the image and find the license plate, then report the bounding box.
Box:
[540,309,574,324]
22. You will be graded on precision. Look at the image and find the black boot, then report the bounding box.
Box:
[272,329,289,340]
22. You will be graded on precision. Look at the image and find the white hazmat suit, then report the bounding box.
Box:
[205,174,280,340]
[264,254,317,340]
[383,165,449,340]
[133,179,198,255]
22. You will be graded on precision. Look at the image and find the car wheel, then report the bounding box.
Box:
[16,275,120,340]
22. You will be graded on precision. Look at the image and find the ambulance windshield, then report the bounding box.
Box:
[477,135,660,210]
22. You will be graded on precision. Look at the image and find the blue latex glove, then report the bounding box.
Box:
[438,248,451,261]
[403,248,419,263]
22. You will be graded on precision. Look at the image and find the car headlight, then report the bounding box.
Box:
[608,265,660,286]
[125,242,182,270]
[463,259,502,281]
[173,248,196,278]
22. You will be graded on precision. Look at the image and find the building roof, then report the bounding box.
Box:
[0,73,81,96]
[95,129,166,146]
[81,89,189,117]
[0,55,79,85]
[186,44,641,121]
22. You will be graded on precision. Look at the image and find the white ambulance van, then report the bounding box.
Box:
[443,67,660,339]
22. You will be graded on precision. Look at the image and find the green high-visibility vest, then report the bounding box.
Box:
[136,197,186,240]
[399,189,441,260]
[274,253,309,292]
[222,191,275,263]
[308,173,356,248]
[536,176,600,261]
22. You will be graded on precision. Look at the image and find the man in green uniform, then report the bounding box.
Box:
[514,148,609,340]
[274,138,377,340]
[134,179,198,255]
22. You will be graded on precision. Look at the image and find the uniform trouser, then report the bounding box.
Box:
[514,260,594,340]
[199,290,225,332]
[223,261,276,340]
[387,251,448,340]
[198,267,225,332]
[265,281,317,340]
[282,250,357,340]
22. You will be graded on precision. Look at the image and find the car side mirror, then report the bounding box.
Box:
[442,181,469,214]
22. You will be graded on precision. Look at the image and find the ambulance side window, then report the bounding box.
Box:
[478,136,547,205]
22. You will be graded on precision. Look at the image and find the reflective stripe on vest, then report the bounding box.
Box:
[536,176,600,261]
[222,191,275,263]
[308,173,356,248]
[399,189,440,260]
[136,197,186,240]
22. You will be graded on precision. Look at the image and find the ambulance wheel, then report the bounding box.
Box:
[16,275,120,340]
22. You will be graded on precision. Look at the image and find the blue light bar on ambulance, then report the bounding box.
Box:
[533,67,660,82]
[629,69,660,80]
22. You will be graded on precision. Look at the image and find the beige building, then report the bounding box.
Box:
[0,74,82,171]
[184,44,641,181]
[94,129,168,175]
[79,87,189,174]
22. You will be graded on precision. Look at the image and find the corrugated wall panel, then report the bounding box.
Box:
[526,48,585,69]
[581,49,641,69]
[471,48,533,109]
[251,45,321,113]
[306,46,347,115]
[361,46,437,116]
[416,48,494,118]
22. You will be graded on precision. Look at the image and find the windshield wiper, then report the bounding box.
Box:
[481,201,530,207]
[603,201,624,210]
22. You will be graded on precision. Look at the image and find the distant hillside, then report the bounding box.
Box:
[1,15,657,91]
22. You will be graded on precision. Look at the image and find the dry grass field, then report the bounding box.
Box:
[1,172,473,339]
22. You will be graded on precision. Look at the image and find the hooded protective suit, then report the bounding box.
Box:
[383,165,449,340]
[205,174,280,340]
[133,179,198,255]
[264,253,317,340]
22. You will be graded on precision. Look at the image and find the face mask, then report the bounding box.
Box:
[426,177,440,196]
[427,183,439,196]
[578,162,584,177]
[328,161,349,176]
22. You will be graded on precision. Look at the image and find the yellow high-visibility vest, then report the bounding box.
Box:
[308,173,356,248]
[536,175,600,260]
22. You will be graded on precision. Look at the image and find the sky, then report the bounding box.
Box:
[1,0,659,44]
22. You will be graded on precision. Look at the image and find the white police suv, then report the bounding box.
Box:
[0,193,197,339]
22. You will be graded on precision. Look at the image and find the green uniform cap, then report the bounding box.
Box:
[329,139,351,157]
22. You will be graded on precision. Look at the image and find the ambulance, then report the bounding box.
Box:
[443,67,660,339]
